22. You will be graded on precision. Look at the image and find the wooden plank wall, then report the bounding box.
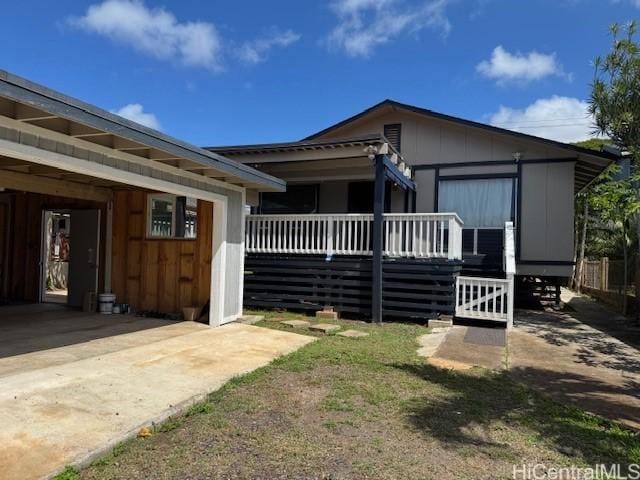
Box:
[0,192,107,301]
[0,199,8,298]
[111,190,213,314]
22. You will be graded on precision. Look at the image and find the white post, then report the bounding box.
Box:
[507,274,514,329]
[326,218,334,257]
[447,217,455,260]
[209,198,228,327]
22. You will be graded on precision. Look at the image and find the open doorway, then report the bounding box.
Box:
[41,211,70,304]
[40,209,101,307]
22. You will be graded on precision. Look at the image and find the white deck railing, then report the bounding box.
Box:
[245,213,464,260]
[455,222,516,327]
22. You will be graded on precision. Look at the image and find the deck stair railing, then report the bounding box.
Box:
[455,221,516,328]
[245,213,464,260]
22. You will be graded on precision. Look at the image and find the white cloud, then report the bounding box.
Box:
[69,0,222,71]
[326,0,452,57]
[112,103,161,130]
[487,96,595,143]
[477,46,570,85]
[237,29,301,64]
[611,0,640,7]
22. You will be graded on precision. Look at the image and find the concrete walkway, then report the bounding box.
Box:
[419,290,640,430]
[425,325,507,370]
[510,290,640,430]
[0,308,314,480]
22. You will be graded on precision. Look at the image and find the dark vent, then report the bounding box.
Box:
[384,123,402,152]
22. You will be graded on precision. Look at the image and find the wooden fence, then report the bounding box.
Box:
[582,258,634,293]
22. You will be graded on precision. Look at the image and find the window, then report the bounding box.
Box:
[438,178,514,228]
[147,194,198,239]
[347,181,392,213]
[384,123,402,152]
[260,185,318,214]
[348,182,374,213]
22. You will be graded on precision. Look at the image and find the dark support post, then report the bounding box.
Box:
[372,154,386,323]
[411,190,417,213]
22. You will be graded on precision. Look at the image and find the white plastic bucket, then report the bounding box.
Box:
[98,293,116,314]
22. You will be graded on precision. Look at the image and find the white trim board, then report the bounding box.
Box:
[0,138,229,204]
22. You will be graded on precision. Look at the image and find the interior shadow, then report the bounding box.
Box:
[0,303,180,359]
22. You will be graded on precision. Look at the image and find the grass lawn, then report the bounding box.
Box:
[65,311,639,480]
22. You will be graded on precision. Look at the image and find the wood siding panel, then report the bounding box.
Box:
[111,191,213,314]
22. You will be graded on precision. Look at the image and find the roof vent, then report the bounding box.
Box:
[384,123,402,152]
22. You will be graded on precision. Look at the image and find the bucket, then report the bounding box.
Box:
[182,307,201,321]
[98,293,116,315]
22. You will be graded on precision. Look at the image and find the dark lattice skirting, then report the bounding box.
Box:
[243,254,462,320]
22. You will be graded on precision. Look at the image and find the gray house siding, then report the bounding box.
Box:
[312,110,580,277]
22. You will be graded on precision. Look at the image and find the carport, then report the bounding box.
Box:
[0,71,304,480]
[0,69,285,326]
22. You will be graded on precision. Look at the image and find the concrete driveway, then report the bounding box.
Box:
[510,290,640,430]
[0,305,314,480]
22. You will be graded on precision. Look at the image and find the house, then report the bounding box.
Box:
[208,100,619,326]
[0,70,284,326]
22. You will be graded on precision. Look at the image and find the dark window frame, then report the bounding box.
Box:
[259,184,319,214]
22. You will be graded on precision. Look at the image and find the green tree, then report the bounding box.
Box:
[590,21,640,317]
[590,170,640,314]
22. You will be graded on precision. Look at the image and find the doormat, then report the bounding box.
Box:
[463,327,507,347]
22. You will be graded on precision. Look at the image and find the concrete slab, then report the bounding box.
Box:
[510,289,640,430]
[416,329,450,358]
[315,310,339,320]
[280,320,310,328]
[428,318,453,329]
[309,323,341,334]
[237,315,264,325]
[430,326,506,370]
[0,307,315,480]
[337,329,369,338]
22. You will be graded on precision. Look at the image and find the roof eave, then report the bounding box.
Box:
[0,70,285,192]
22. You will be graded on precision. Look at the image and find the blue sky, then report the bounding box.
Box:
[1,0,638,146]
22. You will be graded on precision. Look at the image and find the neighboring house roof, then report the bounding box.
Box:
[0,70,285,192]
[207,133,399,157]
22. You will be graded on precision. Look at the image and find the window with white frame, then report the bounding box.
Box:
[147,194,198,239]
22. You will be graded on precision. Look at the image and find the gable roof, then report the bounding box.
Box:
[304,99,619,163]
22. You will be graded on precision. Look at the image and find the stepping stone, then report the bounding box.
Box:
[428,318,453,329]
[337,329,369,338]
[237,315,264,325]
[280,320,311,328]
[309,323,341,334]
